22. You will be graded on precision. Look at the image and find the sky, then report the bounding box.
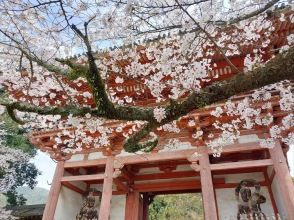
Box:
[31,151,56,190]
[33,145,294,190]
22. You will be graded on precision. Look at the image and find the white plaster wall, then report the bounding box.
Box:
[214,172,264,183]
[54,186,84,220]
[88,152,106,160]
[176,164,193,171]
[68,154,84,161]
[271,176,288,219]
[54,185,126,220]
[90,184,126,220]
[216,187,274,220]
[238,134,259,144]
[159,141,195,152]
[110,195,126,220]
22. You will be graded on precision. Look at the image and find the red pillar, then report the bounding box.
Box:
[199,147,218,220]
[42,161,65,220]
[99,156,114,220]
[269,142,294,219]
[125,191,140,220]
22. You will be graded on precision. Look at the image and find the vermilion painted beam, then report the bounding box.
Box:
[42,161,65,220]
[63,161,271,184]
[133,170,199,181]
[121,168,134,182]
[60,173,105,182]
[112,191,127,195]
[212,167,266,175]
[210,159,273,171]
[132,178,225,192]
[64,158,107,168]
[269,142,294,219]
[199,147,218,220]
[64,142,264,168]
[133,180,201,192]
[61,181,85,194]
[113,178,128,192]
[98,156,114,220]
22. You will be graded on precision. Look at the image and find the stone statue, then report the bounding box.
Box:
[76,189,101,220]
[235,179,267,219]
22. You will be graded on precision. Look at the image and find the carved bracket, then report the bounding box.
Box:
[113,158,124,178]
[187,152,201,172]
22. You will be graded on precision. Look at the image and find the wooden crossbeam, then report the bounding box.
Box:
[210,159,273,171]
[62,181,85,194]
[61,174,105,182]
[133,171,199,181]
[113,178,128,192]
[64,142,264,168]
[62,159,272,183]
[64,158,107,168]
[132,178,225,192]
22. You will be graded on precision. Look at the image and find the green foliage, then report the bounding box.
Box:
[0,187,49,206]
[149,193,204,220]
[0,112,35,155]
[0,112,39,206]
[56,58,88,80]
[68,65,88,80]
[5,190,26,206]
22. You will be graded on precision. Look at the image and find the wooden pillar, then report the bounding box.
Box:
[99,156,114,220]
[142,193,149,220]
[199,147,218,220]
[42,161,65,220]
[269,142,294,219]
[125,191,140,220]
[264,170,279,217]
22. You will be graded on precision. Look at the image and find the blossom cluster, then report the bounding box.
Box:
[0,0,293,157]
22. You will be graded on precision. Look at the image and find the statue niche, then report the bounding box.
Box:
[76,189,102,220]
[235,179,266,219]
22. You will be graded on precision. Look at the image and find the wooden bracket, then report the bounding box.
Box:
[187,152,201,172]
[113,158,124,178]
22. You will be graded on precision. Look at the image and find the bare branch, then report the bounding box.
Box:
[2,1,60,12]
[225,0,280,25]
[0,29,68,76]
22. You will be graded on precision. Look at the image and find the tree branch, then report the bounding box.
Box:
[0,100,100,122]
[175,0,241,74]
[0,29,68,76]
[226,0,280,25]
[123,46,294,152]
[123,123,159,152]
[70,24,117,115]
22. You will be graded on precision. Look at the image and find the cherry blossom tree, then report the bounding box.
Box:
[0,0,293,161]
[0,122,30,218]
